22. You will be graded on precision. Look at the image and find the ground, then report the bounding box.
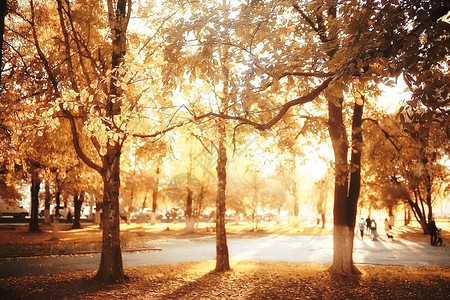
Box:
[2,220,447,257]
[0,222,338,257]
[1,261,449,299]
[0,221,449,299]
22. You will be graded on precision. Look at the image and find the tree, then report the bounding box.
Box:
[6,0,130,282]
[65,163,98,229]
[0,121,22,206]
[274,113,331,224]
[389,0,449,138]
[363,115,449,233]
[315,170,333,228]
[6,0,189,282]
[164,0,248,271]
[28,161,40,232]
[277,154,300,221]
[71,0,129,282]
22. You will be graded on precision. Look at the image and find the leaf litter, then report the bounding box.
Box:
[1,223,449,299]
[0,260,449,299]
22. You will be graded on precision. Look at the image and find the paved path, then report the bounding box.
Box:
[0,234,448,278]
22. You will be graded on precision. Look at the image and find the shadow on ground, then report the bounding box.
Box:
[1,260,449,300]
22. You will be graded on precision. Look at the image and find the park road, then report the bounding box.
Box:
[0,234,449,278]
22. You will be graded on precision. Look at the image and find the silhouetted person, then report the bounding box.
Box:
[365,216,371,233]
[66,210,72,223]
[436,228,443,246]
[428,218,438,246]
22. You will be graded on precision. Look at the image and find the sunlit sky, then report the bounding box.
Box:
[377,76,411,114]
[165,77,414,185]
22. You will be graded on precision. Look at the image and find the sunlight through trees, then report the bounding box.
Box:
[1,0,448,283]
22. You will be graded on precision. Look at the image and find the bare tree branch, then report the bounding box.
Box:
[130,121,188,139]
[191,133,214,154]
[280,71,334,78]
[363,118,401,152]
[61,109,103,173]
[195,77,333,131]
[56,0,79,93]
[63,0,92,84]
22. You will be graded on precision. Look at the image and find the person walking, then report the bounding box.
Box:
[428,218,438,246]
[370,219,378,241]
[358,217,365,240]
[365,216,371,234]
[384,218,393,240]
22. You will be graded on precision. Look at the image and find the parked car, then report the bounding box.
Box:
[132,208,164,222]
[81,205,96,219]
[52,205,74,221]
[164,207,184,221]
[0,201,29,219]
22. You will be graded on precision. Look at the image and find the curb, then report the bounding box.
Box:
[0,247,162,259]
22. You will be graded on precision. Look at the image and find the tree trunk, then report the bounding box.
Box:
[151,166,160,225]
[404,205,411,226]
[408,192,428,234]
[215,125,230,272]
[72,191,84,229]
[88,195,94,220]
[139,194,145,210]
[52,217,59,240]
[321,212,326,229]
[388,206,394,217]
[28,164,40,232]
[92,0,129,283]
[44,181,51,224]
[292,181,299,218]
[52,186,62,240]
[328,98,363,277]
[425,175,433,222]
[0,0,6,86]
[152,167,159,212]
[127,189,134,225]
[94,144,126,283]
[196,185,205,227]
[317,188,327,228]
[95,201,101,225]
[55,189,61,219]
[348,99,363,229]
[186,187,194,233]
